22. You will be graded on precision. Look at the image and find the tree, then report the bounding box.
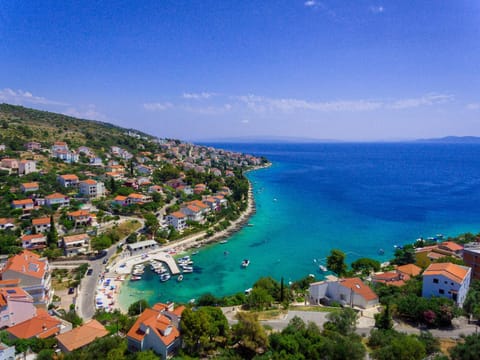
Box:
[46,215,58,247]
[128,299,148,316]
[375,302,393,330]
[325,308,357,335]
[232,312,269,359]
[450,333,480,360]
[144,212,159,237]
[392,245,416,265]
[326,249,347,276]
[245,287,274,310]
[181,307,221,356]
[351,257,381,274]
[134,351,160,360]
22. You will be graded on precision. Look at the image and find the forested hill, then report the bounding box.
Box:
[0,103,155,152]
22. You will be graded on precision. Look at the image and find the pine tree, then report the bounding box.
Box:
[47,215,58,248]
[280,277,285,302]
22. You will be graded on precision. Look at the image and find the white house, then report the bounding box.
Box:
[32,217,51,233]
[79,179,105,198]
[62,234,90,257]
[57,174,79,188]
[180,205,203,222]
[166,212,187,231]
[45,193,70,207]
[422,262,471,307]
[309,277,379,309]
[0,218,15,231]
[18,160,37,175]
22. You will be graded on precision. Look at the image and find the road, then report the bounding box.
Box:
[74,216,144,320]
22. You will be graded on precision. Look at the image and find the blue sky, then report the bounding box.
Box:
[1,1,479,141]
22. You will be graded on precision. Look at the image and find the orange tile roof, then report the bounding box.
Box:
[7,309,61,339]
[187,200,208,209]
[59,174,78,181]
[170,211,186,219]
[0,287,31,304]
[21,234,46,241]
[427,251,444,260]
[186,205,201,213]
[0,218,15,225]
[45,192,67,199]
[396,263,422,277]
[12,199,34,206]
[441,241,464,252]
[3,250,47,279]
[81,179,97,185]
[32,217,50,226]
[128,193,145,199]
[171,305,185,316]
[21,182,39,189]
[63,234,89,244]
[56,320,108,352]
[127,307,180,346]
[339,277,378,301]
[423,262,470,283]
[114,195,127,201]
[0,279,21,286]
[54,142,67,146]
[67,210,90,217]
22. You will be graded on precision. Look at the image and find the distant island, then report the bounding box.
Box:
[416,136,480,143]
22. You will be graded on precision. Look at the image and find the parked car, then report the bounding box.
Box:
[68,287,75,295]
[103,258,108,264]
[86,268,93,276]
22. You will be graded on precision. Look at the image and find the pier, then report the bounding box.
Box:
[113,249,181,276]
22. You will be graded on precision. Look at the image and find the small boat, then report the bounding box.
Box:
[219,240,228,244]
[177,274,183,282]
[191,251,199,256]
[242,259,250,268]
[245,288,253,295]
[247,223,254,227]
[160,273,171,282]
[378,248,385,255]
[130,276,142,281]
[182,265,194,271]
[308,274,315,278]
[319,265,327,272]
[182,268,193,273]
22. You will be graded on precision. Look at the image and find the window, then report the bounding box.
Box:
[439,289,445,294]
[433,278,439,284]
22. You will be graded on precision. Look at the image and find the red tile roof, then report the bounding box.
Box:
[3,250,47,279]
[45,192,67,200]
[440,241,464,252]
[56,320,108,352]
[59,174,78,181]
[81,179,97,185]
[32,217,50,226]
[396,263,422,277]
[12,199,34,206]
[423,262,470,283]
[21,182,39,189]
[127,306,180,346]
[339,277,378,301]
[170,211,186,219]
[7,309,61,339]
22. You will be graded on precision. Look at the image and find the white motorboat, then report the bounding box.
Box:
[242,259,250,268]
[160,273,171,282]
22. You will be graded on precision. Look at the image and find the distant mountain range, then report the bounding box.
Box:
[416,136,480,143]
[192,136,342,143]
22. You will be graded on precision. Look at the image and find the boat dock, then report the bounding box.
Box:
[113,250,181,275]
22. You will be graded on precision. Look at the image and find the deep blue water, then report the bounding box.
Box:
[119,143,480,306]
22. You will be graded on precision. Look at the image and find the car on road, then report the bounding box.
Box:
[68,287,75,295]
[86,268,93,276]
[103,258,108,264]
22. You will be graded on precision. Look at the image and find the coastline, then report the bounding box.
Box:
[111,163,271,312]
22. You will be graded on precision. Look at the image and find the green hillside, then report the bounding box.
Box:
[0,103,155,153]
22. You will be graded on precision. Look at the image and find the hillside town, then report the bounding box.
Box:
[0,114,480,359]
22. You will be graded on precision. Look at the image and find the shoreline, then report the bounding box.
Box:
[111,163,271,312]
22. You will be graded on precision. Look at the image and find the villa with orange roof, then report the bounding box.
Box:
[6,309,67,340]
[438,241,464,256]
[20,182,39,193]
[67,210,93,227]
[45,192,70,207]
[113,195,128,206]
[127,193,152,204]
[127,303,184,359]
[61,233,90,257]
[0,218,15,231]
[32,217,51,233]
[21,233,47,250]
[57,174,79,188]
[11,199,34,211]
[0,287,36,328]
[180,204,203,222]
[79,179,105,198]
[1,250,53,307]
[56,319,108,353]
[422,262,471,306]
[166,212,187,231]
[309,277,379,309]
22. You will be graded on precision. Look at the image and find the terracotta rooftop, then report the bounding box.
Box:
[127,306,181,347]
[7,309,61,339]
[32,217,50,226]
[21,234,46,241]
[423,262,471,284]
[21,182,39,188]
[170,211,186,219]
[81,179,97,185]
[12,199,34,206]
[3,250,47,279]
[128,193,145,199]
[56,319,108,352]
[63,234,89,244]
[0,218,15,225]
[396,263,422,277]
[59,174,78,181]
[45,192,67,200]
[440,241,464,252]
[68,210,91,217]
[339,277,378,301]
[114,195,127,201]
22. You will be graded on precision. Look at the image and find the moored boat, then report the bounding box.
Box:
[319,265,327,272]
[160,273,171,282]
[130,276,142,281]
[242,259,250,268]
[177,274,183,282]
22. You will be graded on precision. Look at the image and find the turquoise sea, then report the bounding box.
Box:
[119,142,480,307]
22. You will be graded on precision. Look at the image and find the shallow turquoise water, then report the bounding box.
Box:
[119,143,480,307]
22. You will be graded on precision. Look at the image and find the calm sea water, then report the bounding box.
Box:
[119,142,480,307]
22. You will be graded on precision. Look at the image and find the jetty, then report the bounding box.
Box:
[113,249,181,276]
